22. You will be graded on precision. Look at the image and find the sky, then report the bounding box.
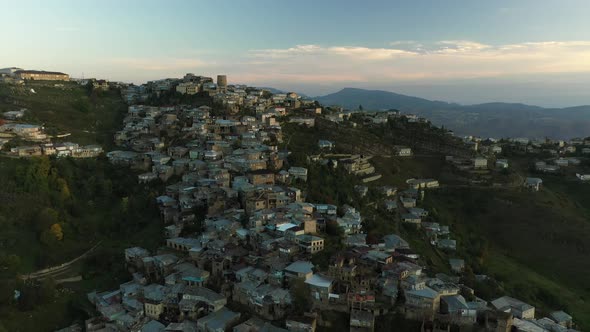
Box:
[2,0,590,107]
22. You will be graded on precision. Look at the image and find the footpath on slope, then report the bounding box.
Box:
[20,241,103,281]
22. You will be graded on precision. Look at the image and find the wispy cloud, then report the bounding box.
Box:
[239,40,590,84]
[250,44,415,61]
[95,40,590,90]
[434,40,490,53]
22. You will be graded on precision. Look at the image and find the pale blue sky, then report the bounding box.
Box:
[2,0,590,106]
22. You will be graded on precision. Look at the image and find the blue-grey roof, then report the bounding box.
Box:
[441,295,469,311]
[384,234,409,249]
[406,287,438,299]
[197,307,240,331]
[550,310,573,323]
[305,274,333,288]
[525,177,543,185]
[491,296,534,312]
[284,261,314,274]
[144,284,168,302]
[142,320,165,332]
[449,258,465,267]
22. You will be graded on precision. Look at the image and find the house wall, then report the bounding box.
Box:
[17,72,69,81]
[144,302,164,319]
[406,294,439,312]
[517,307,535,320]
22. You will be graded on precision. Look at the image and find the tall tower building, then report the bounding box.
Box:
[217,75,227,92]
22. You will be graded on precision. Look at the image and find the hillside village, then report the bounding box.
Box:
[0,106,104,158]
[2,70,590,332]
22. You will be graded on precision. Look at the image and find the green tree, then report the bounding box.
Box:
[22,157,52,192]
[289,278,312,315]
[40,229,58,247]
[36,207,59,233]
[38,278,56,304]
[17,283,36,311]
[55,178,71,201]
[325,220,344,237]
[120,197,129,214]
[72,98,90,113]
[0,278,16,306]
[101,179,113,197]
[84,81,94,95]
[49,223,64,241]
[0,254,21,275]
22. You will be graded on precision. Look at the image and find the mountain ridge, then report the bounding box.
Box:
[317,87,590,110]
[315,87,590,139]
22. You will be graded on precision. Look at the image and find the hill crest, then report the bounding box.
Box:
[316,87,590,139]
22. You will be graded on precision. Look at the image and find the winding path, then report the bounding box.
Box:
[20,241,102,281]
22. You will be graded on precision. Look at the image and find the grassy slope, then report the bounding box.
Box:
[0,81,126,148]
[422,185,590,328]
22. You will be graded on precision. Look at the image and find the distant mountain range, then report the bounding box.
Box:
[315,88,590,139]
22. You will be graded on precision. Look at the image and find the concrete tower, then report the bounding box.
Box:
[217,75,227,92]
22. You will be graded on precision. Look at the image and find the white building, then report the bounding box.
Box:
[288,167,308,181]
[473,157,488,169]
[495,159,509,169]
[524,177,542,191]
[176,82,200,95]
[394,146,412,157]
[318,140,334,150]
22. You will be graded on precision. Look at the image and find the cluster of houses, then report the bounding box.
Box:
[461,135,590,170]
[0,118,103,158]
[59,73,580,331]
[506,137,590,155]
[527,144,590,182]
[0,122,47,141]
[446,155,492,172]
[9,142,103,158]
[86,78,336,331]
[352,110,431,126]
[374,179,458,252]
[524,138,590,183]
[449,134,590,188]
[462,136,503,154]
[119,73,319,113]
[0,76,112,158]
[535,158,581,173]
[447,138,509,172]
